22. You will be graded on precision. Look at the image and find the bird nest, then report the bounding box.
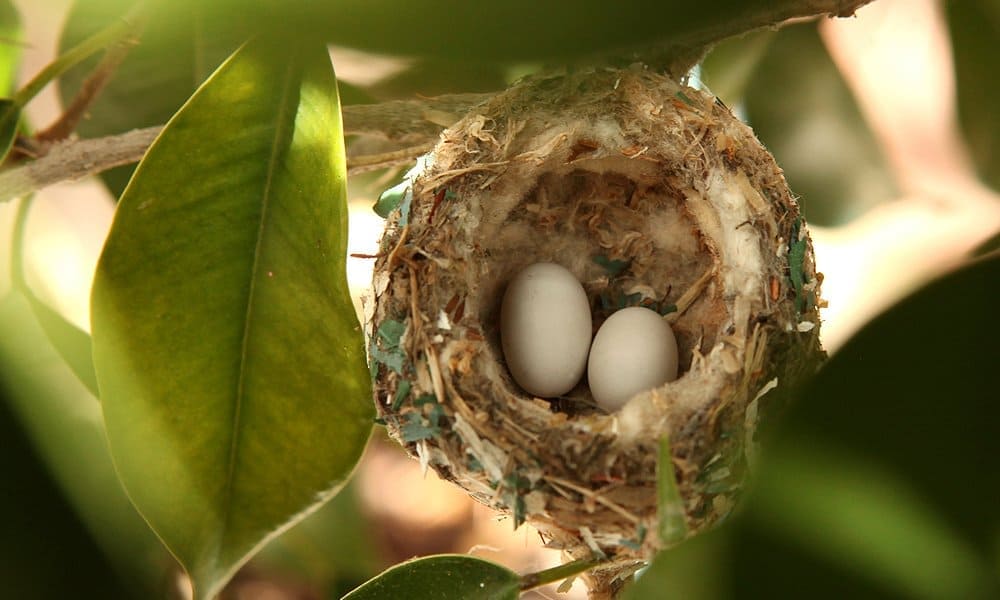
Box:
[368,65,824,596]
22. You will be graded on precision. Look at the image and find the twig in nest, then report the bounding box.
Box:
[347,143,435,175]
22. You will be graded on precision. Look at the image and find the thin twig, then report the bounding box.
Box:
[346,142,435,174]
[0,0,877,202]
[0,93,492,203]
[10,1,149,109]
[0,128,438,203]
[36,35,141,143]
[519,557,604,592]
[342,93,490,143]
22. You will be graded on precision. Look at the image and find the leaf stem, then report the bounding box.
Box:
[518,557,603,591]
[10,0,149,110]
[36,15,148,143]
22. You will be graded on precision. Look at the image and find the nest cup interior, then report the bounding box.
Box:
[472,157,724,415]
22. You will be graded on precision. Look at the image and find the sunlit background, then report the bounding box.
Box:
[1,0,997,598]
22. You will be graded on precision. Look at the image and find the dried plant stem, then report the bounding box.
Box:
[519,557,604,592]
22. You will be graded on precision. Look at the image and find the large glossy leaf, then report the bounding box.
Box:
[58,0,245,196]
[91,37,373,599]
[948,0,1000,190]
[365,58,509,100]
[23,291,99,397]
[74,0,866,63]
[9,198,99,397]
[238,1,863,62]
[342,555,520,600]
[624,528,727,600]
[0,292,167,596]
[0,371,131,598]
[628,254,1000,599]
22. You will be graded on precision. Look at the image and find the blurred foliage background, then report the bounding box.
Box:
[0,0,997,598]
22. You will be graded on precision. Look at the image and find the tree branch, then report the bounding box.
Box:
[0,94,492,203]
[0,127,158,202]
[0,0,877,203]
[343,93,490,143]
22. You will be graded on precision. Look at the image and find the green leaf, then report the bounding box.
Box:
[628,255,1000,599]
[746,443,995,600]
[0,368,133,598]
[0,0,21,94]
[184,1,872,64]
[342,554,520,600]
[948,0,1000,190]
[365,57,509,99]
[657,435,688,545]
[9,197,99,397]
[0,97,17,160]
[623,529,727,600]
[370,317,408,375]
[399,411,439,443]
[91,36,373,599]
[754,255,1000,567]
[0,293,167,596]
[253,483,380,598]
[58,0,245,196]
[23,292,99,398]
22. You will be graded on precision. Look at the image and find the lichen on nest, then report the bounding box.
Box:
[368,65,824,596]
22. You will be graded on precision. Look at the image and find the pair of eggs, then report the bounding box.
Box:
[500,262,679,412]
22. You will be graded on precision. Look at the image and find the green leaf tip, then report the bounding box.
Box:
[57,0,245,197]
[373,178,409,219]
[371,318,408,375]
[24,293,100,398]
[342,554,520,600]
[657,435,689,546]
[373,155,429,223]
[91,36,372,599]
[7,197,99,396]
[593,254,630,277]
[788,216,808,313]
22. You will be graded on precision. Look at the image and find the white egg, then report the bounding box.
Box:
[501,262,592,397]
[588,306,679,412]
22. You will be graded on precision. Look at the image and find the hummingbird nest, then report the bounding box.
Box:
[368,66,824,597]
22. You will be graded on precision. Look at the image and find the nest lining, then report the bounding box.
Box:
[369,66,824,592]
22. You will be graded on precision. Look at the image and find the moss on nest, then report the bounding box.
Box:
[369,65,824,596]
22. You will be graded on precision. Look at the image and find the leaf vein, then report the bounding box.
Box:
[219,56,299,557]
